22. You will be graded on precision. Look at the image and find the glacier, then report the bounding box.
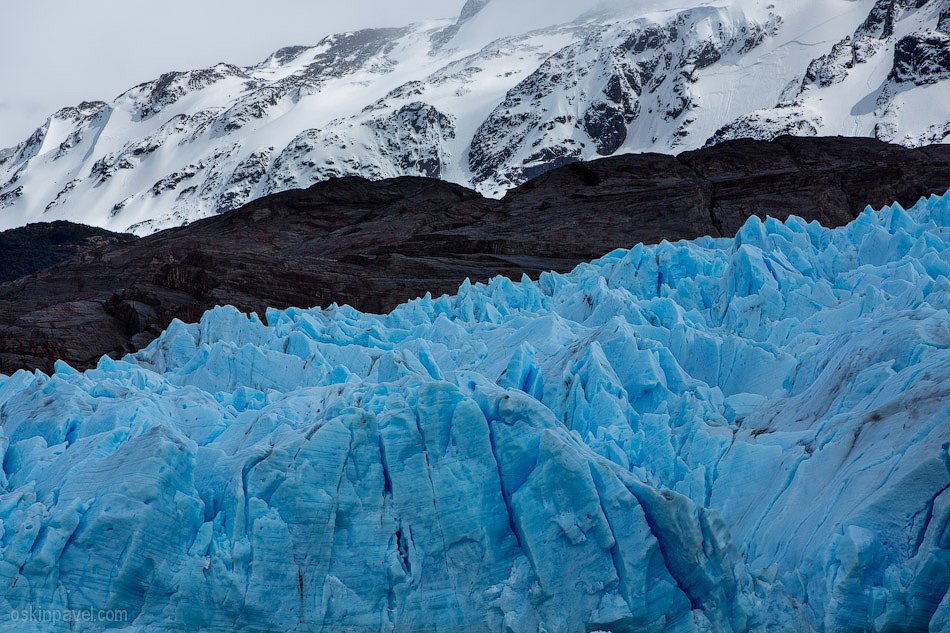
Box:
[0,192,948,632]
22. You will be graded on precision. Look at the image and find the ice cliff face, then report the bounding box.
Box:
[1,0,949,234]
[0,192,947,632]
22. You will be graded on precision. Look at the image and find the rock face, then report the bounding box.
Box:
[0,188,945,633]
[1,0,948,234]
[0,221,133,283]
[1,136,949,374]
[890,30,950,85]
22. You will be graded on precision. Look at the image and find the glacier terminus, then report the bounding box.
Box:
[0,191,946,632]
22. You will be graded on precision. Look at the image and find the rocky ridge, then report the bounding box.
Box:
[1,136,948,374]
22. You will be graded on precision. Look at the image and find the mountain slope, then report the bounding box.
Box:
[0,187,946,632]
[709,0,950,146]
[2,136,948,374]
[1,0,948,234]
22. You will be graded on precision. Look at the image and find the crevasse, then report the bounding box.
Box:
[0,193,947,632]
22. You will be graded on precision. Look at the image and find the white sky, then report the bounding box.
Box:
[0,0,467,147]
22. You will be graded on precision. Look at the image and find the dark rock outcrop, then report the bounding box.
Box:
[2,136,949,374]
[0,221,134,283]
[890,30,950,85]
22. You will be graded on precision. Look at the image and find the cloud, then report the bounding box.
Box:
[0,0,466,147]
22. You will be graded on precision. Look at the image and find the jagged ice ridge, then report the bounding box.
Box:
[0,193,948,632]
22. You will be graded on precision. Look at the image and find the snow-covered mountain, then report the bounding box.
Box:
[1,0,948,234]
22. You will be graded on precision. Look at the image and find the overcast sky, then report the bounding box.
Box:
[0,0,467,147]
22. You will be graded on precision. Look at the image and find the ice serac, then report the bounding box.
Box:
[1,0,949,234]
[0,191,948,632]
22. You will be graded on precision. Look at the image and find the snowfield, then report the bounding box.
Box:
[0,192,947,632]
[1,0,948,234]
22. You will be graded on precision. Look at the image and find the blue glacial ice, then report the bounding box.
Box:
[0,194,947,632]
